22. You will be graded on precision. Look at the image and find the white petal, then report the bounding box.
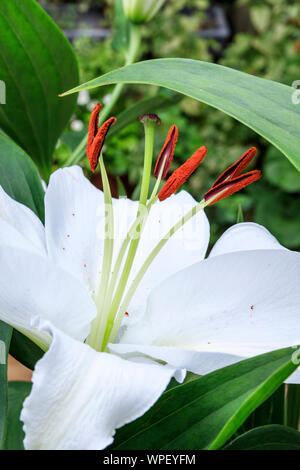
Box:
[21,326,181,450]
[210,222,285,258]
[125,191,210,323]
[0,247,96,344]
[0,186,45,255]
[116,249,300,383]
[45,166,104,293]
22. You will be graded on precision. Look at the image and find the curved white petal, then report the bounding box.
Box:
[0,186,45,255]
[45,166,104,294]
[116,249,300,383]
[210,222,285,258]
[110,343,300,385]
[21,326,182,450]
[0,247,96,344]
[124,191,210,323]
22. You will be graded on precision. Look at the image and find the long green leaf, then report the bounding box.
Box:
[3,382,32,450]
[224,425,300,450]
[0,134,44,368]
[0,134,45,221]
[62,59,300,171]
[0,0,79,178]
[0,321,12,449]
[111,348,298,450]
[238,384,285,436]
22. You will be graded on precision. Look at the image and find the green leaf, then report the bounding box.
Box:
[111,348,298,450]
[0,134,45,222]
[0,134,44,368]
[224,425,300,450]
[236,203,244,223]
[0,321,12,449]
[3,382,32,450]
[286,385,300,430]
[10,330,44,371]
[237,384,285,437]
[250,6,271,34]
[0,0,79,178]
[62,59,300,171]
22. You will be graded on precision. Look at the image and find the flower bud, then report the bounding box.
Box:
[122,0,166,24]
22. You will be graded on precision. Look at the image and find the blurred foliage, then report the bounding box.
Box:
[51,0,300,249]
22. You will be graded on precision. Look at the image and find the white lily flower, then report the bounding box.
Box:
[0,167,299,450]
[1,107,298,450]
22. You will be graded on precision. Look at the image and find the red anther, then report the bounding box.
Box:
[204,170,261,206]
[86,103,116,172]
[87,103,102,150]
[154,125,178,179]
[158,146,207,201]
[212,147,257,188]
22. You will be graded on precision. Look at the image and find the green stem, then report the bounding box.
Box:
[64,23,141,168]
[101,119,157,348]
[87,152,114,350]
[107,200,207,345]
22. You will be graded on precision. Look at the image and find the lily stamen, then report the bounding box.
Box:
[211,146,257,188]
[204,147,261,205]
[158,146,207,201]
[204,170,262,205]
[87,103,116,172]
[154,124,178,179]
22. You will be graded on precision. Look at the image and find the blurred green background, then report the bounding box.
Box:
[40,0,300,248]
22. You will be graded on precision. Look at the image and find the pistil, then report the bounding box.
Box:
[101,114,161,349]
[87,152,115,350]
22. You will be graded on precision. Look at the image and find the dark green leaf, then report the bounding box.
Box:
[236,384,285,438]
[62,59,300,171]
[10,330,44,371]
[111,348,298,450]
[0,133,45,221]
[0,321,12,449]
[0,0,79,178]
[3,381,32,450]
[286,385,300,430]
[224,425,300,450]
